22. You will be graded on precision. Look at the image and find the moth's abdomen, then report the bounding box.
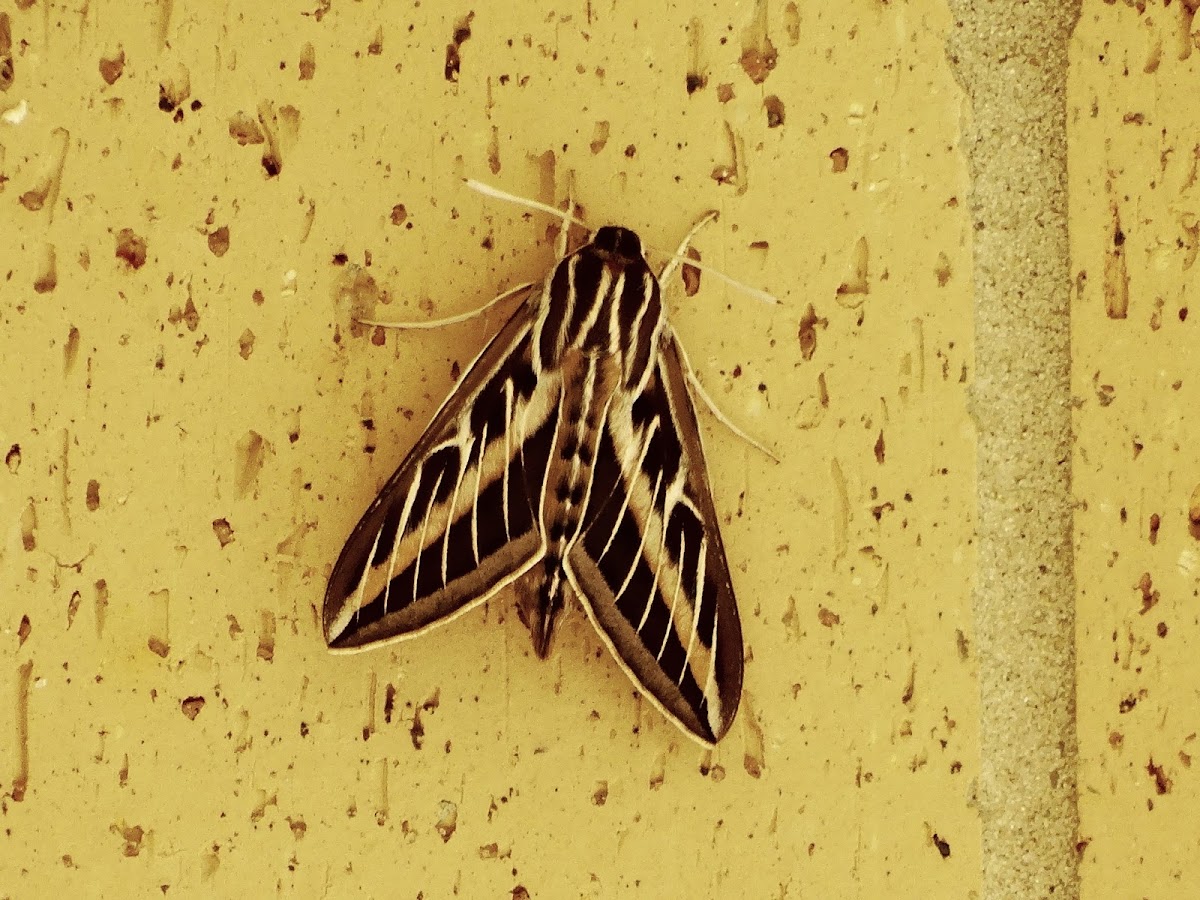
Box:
[528,350,620,657]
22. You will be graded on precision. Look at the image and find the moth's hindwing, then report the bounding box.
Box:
[565,334,742,744]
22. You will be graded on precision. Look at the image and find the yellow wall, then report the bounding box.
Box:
[0,1,1191,897]
[1071,1,1200,894]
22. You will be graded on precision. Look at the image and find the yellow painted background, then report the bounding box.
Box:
[1071,1,1200,894]
[0,0,1190,897]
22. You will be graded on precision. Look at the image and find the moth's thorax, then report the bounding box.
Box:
[592,225,644,264]
[533,228,663,390]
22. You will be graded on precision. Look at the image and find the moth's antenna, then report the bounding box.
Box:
[466,178,778,305]
[465,179,589,231]
[657,210,719,287]
[663,256,779,306]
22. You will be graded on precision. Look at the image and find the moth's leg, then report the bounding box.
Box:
[657,214,777,459]
[667,329,779,462]
[656,211,777,306]
[356,281,536,330]
[657,210,720,293]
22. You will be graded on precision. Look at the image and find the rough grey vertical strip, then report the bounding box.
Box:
[945,3,1082,898]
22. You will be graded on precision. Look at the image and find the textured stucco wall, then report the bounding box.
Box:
[0,0,1094,896]
[947,2,1082,897]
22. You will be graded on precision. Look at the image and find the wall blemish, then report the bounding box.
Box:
[114,228,148,270]
[20,499,37,551]
[1104,198,1130,319]
[18,127,69,216]
[444,13,474,84]
[686,18,708,94]
[299,42,316,80]
[589,121,609,155]
[11,660,34,802]
[0,12,13,91]
[66,590,81,629]
[739,0,777,84]
[94,579,109,636]
[98,47,125,85]
[33,243,57,293]
[837,236,870,303]
[63,326,80,373]
[235,430,266,497]
[257,610,276,662]
[764,95,785,128]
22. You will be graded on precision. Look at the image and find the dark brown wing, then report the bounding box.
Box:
[325,297,562,651]
[565,334,743,745]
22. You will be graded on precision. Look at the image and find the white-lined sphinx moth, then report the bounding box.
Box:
[325,196,746,745]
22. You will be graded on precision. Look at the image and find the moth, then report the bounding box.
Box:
[325,188,755,745]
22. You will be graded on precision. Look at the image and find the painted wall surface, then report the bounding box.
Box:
[1070,1,1200,894]
[3,0,981,896]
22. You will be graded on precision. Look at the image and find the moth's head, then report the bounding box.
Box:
[591,226,644,266]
